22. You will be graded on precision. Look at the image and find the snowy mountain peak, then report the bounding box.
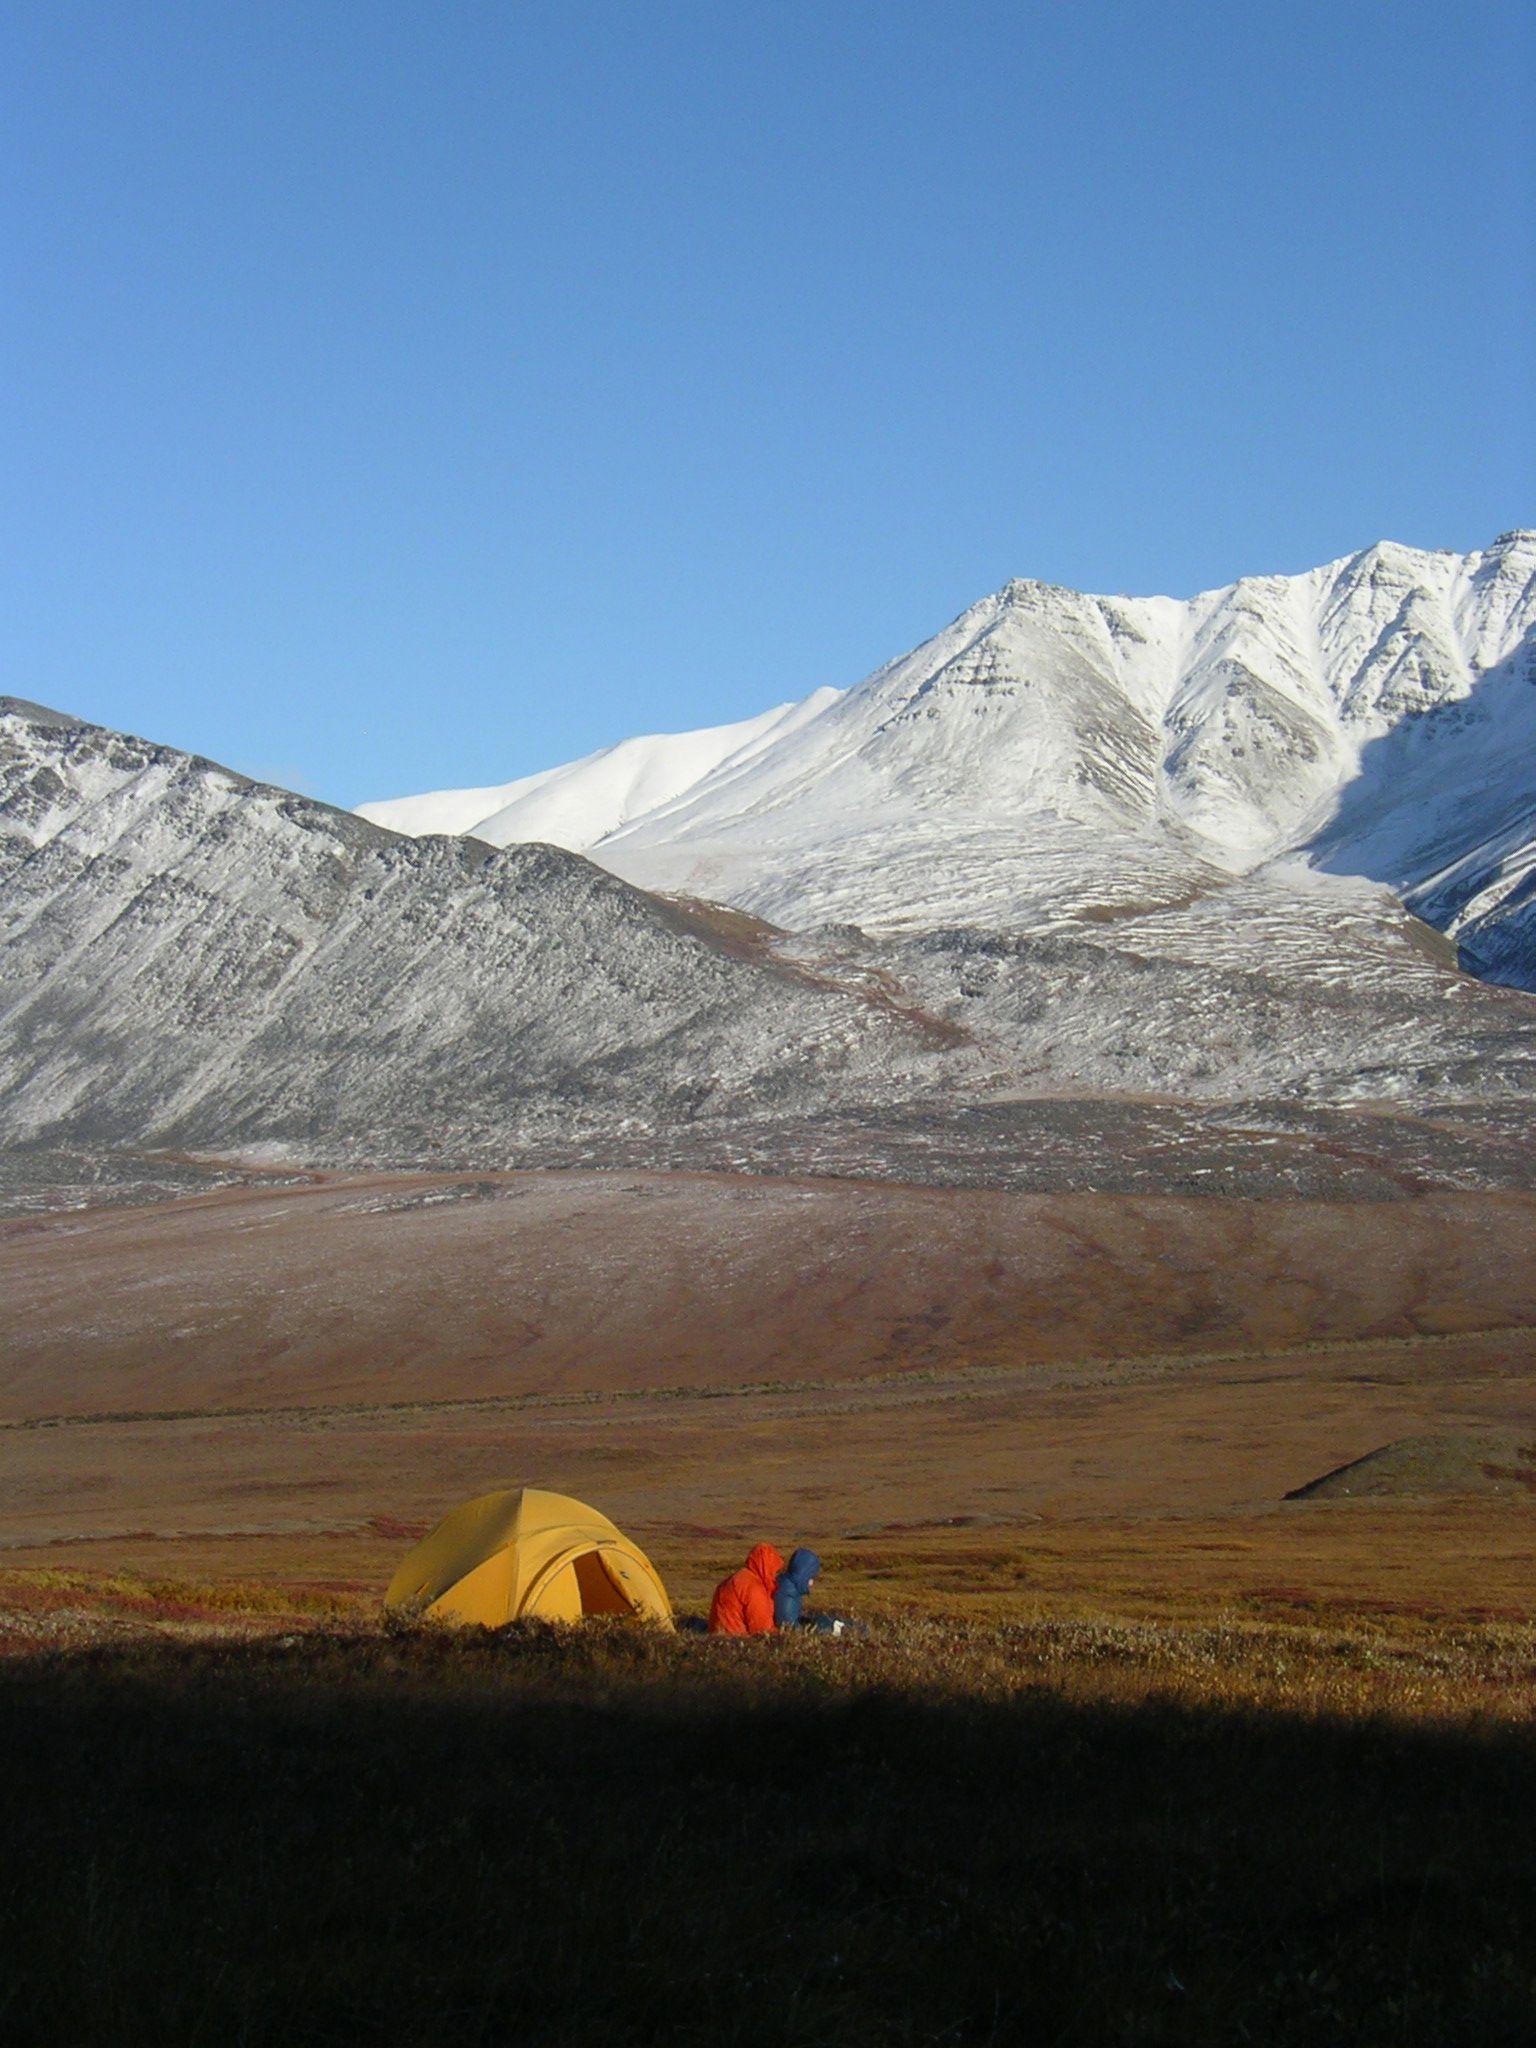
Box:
[361,537,1536,986]
[992,575,1082,608]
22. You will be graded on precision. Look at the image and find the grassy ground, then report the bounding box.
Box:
[5,1166,1533,2041]
[1,1575,1533,2047]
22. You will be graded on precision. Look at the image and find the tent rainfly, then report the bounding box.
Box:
[383,1487,673,1628]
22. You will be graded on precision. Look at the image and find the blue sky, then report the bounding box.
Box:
[4,2,1532,805]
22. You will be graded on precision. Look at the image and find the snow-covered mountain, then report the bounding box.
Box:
[5,537,1534,1179]
[361,534,1536,988]
[6,694,1536,1180]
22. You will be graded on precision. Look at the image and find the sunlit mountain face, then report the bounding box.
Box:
[363,533,1536,990]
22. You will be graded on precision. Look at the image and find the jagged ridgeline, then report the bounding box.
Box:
[364,533,1536,987]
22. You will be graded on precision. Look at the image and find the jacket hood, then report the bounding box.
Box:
[746,1544,785,1590]
[781,1548,821,1592]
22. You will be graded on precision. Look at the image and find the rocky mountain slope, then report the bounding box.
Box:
[0,698,952,1158]
[362,533,1536,989]
[5,691,1536,1183]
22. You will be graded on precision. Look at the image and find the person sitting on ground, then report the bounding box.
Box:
[773,1547,823,1630]
[777,1547,861,1635]
[707,1542,784,1635]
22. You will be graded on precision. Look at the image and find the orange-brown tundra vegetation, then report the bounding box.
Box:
[2,1165,1533,2044]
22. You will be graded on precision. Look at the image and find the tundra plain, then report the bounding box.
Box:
[4,1166,1535,2046]
[4,1163,1533,1619]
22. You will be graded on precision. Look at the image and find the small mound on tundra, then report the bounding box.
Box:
[1287,1432,1536,1501]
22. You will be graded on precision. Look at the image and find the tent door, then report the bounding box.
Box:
[573,1548,637,1616]
[523,1542,638,1619]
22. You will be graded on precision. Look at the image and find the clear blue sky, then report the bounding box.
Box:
[4,2,1532,805]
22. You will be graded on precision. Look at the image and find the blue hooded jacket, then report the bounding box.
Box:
[773,1548,822,1629]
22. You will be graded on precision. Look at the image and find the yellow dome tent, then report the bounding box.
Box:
[384,1487,673,1628]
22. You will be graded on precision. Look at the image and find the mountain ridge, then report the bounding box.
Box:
[360,533,1536,986]
[0,696,952,1159]
[5,691,1536,1186]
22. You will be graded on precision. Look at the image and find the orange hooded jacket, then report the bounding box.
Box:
[707,1544,785,1635]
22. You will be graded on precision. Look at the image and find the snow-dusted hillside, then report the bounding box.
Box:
[0,698,949,1157]
[362,534,1536,988]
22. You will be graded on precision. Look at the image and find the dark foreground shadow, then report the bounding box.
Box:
[0,1628,1532,2047]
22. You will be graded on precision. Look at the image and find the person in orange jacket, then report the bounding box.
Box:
[707,1542,785,1634]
